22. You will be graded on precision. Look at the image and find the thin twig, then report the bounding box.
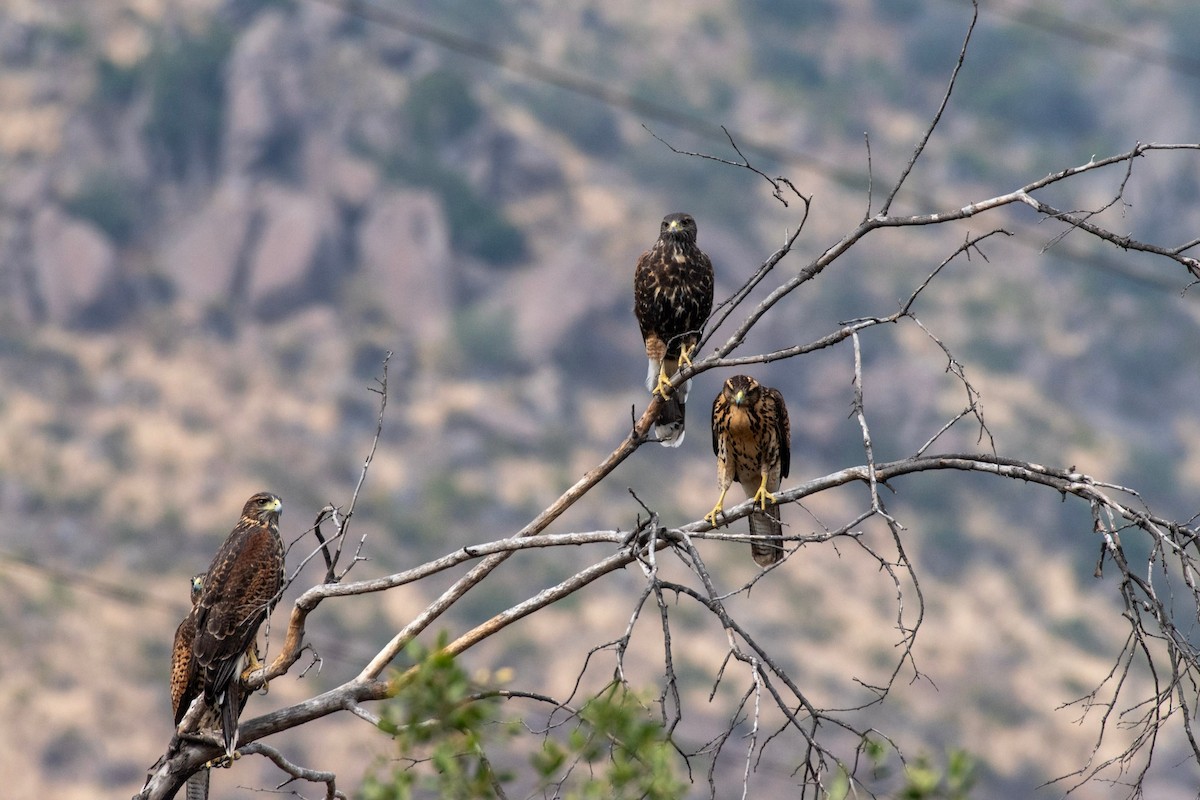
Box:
[879,0,978,216]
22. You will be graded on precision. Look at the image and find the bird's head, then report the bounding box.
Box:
[660,212,698,243]
[724,374,761,407]
[190,573,205,605]
[243,491,283,521]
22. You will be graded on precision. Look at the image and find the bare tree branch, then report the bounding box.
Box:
[139,433,1200,798]
[238,742,348,800]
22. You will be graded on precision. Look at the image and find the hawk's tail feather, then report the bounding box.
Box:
[220,681,242,758]
[654,392,686,447]
[185,769,211,800]
[748,504,784,566]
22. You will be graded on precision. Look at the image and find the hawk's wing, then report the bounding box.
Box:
[765,386,790,479]
[746,386,790,566]
[711,387,730,459]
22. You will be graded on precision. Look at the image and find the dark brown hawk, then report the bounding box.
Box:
[704,375,791,566]
[185,491,284,757]
[634,212,714,447]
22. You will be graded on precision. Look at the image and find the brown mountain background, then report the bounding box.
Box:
[4,0,1200,797]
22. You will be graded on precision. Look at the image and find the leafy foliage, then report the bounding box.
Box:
[827,740,976,800]
[420,0,523,45]
[530,683,686,800]
[361,641,684,800]
[63,170,142,244]
[515,86,622,156]
[451,304,526,375]
[959,24,1098,143]
[362,637,509,800]
[406,70,483,148]
[93,58,140,106]
[740,0,838,29]
[142,23,233,178]
[382,153,527,266]
[360,69,528,265]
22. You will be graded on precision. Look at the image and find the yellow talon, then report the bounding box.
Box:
[205,751,240,769]
[704,488,729,527]
[241,646,269,695]
[678,343,696,368]
[653,363,674,399]
[704,506,723,527]
[752,476,776,511]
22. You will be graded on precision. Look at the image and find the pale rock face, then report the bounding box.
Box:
[163,181,256,308]
[358,189,453,342]
[245,184,334,315]
[325,149,380,209]
[32,205,117,323]
[163,180,342,319]
[223,10,309,176]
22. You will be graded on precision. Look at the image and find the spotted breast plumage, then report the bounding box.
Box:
[169,573,206,723]
[633,212,715,446]
[170,573,215,800]
[705,375,791,566]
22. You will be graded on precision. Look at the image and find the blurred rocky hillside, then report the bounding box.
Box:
[4,0,1200,798]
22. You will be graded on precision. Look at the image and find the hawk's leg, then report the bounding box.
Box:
[678,341,696,369]
[704,486,730,528]
[656,343,696,396]
[751,471,777,511]
[653,361,674,399]
[204,751,241,770]
[241,644,269,695]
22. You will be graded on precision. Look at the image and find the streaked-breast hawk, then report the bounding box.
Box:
[170,573,206,723]
[170,573,215,800]
[704,375,791,566]
[634,212,714,446]
[187,491,284,757]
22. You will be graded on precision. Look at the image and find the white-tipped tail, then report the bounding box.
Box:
[646,360,689,446]
[654,392,687,446]
[655,422,686,446]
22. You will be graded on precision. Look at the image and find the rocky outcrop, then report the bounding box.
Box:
[358,189,454,343]
[0,2,552,331]
[31,205,118,324]
[245,183,338,317]
[223,9,311,177]
[163,181,256,312]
